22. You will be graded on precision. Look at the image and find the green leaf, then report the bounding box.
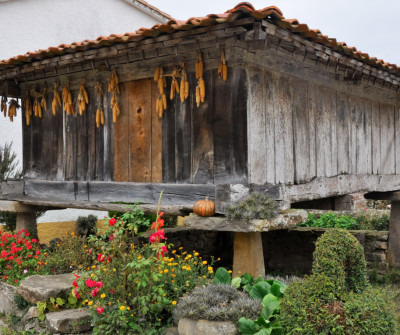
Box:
[270,284,284,298]
[50,297,55,304]
[68,296,77,305]
[232,277,241,289]
[254,329,272,335]
[56,297,65,306]
[38,313,45,321]
[250,281,271,300]
[238,317,261,335]
[214,267,231,284]
[261,295,280,320]
[241,273,253,286]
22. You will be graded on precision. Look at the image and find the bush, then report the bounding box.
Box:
[298,213,357,230]
[313,229,367,293]
[355,211,389,231]
[172,284,262,323]
[76,215,97,237]
[280,229,396,335]
[225,192,279,222]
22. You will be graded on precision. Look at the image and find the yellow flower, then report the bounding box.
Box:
[100,294,106,299]
[172,301,177,305]
[120,306,125,311]
[90,274,95,278]
[172,280,174,283]
[194,252,199,256]
[164,269,169,273]
[179,247,183,250]
[88,301,93,306]
[208,266,213,271]
[113,268,117,272]
[92,265,96,269]
[130,243,135,249]
[172,250,176,254]
[202,261,207,265]
[171,274,176,277]
[228,270,232,274]
[127,307,131,310]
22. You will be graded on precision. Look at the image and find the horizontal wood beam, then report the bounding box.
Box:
[4,196,192,216]
[364,191,400,201]
[0,200,37,213]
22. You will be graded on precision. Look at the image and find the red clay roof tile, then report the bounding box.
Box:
[0,2,398,77]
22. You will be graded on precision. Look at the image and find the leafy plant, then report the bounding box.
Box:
[0,142,20,181]
[76,215,97,237]
[225,192,279,222]
[37,291,78,321]
[298,212,357,230]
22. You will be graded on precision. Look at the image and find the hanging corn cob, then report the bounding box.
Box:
[24,92,32,126]
[1,96,8,117]
[95,81,104,128]
[218,50,228,81]
[62,79,74,115]
[31,89,43,118]
[52,82,62,115]
[180,63,189,102]
[170,68,180,100]
[8,99,19,122]
[40,87,47,111]
[108,70,120,123]
[77,79,89,115]
[195,51,204,79]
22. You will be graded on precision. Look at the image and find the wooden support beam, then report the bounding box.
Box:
[388,200,400,265]
[233,232,265,277]
[364,191,400,201]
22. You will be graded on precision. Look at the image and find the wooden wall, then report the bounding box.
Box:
[22,84,114,181]
[247,66,400,185]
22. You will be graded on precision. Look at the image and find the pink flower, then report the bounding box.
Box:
[98,253,105,262]
[96,307,104,314]
[109,218,117,226]
[158,245,168,259]
[109,289,115,294]
[149,229,165,244]
[95,281,103,288]
[85,279,96,288]
[109,234,114,241]
[388,204,392,209]
[91,288,99,297]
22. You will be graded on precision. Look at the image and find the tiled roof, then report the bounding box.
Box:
[0,2,399,76]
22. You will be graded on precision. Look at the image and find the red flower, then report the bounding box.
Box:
[109,289,115,294]
[109,234,114,241]
[91,288,99,297]
[157,246,168,259]
[95,281,103,288]
[97,253,105,262]
[85,279,96,288]
[109,218,117,226]
[96,307,104,314]
[149,229,165,244]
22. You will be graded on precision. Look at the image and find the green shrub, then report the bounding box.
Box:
[298,213,357,230]
[355,211,389,231]
[76,214,97,237]
[225,192,279,222]
[172,284,262,323]
[313,229,367,293]
[280,229,396,335]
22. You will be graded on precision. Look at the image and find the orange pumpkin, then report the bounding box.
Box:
[193,196,215,217]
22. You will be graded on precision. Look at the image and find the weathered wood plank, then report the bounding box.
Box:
[274,72,294,183]
[264,69,276,184]
[76,92,88,181]
[162,79,176,183]
[388,200,400,265]
[86,86,97,181]
[40,92,53,180]
[103,88,114,181]
[380,103,395,174]
[371,100,381,174]
[151,80,162,183]
[396,108,400,174]
[0,200,36,213]
[336,92,350,174]
[22,91,33,178]
[114,81,130,181]
[291,77,310,183]
[31,97,44,178]
[129,79,152,182]
[355,98,372,174]
[247,67,267,184]
[64,93,77,180]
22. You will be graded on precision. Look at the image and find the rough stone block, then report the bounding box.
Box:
[18,273,74,304]
[178,318,198,335]
[165,326,179,335]
[0,281,19,315]
[365,252,387,263]
[196,320,239,335]
[45,309,92,334]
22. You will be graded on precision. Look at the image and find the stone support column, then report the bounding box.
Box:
[16,212,38,239]
[233,232,265,277]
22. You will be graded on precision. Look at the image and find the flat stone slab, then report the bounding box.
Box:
[183,209,308,232]
[46,309,92,334]
[0,281,18,315]
[18,273,74,304]
[178,318,239,335]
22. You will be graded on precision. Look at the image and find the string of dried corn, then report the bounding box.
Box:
[52,82,62,116]
[180,63,189,102]
[1,96,8,117]
[154,66,167,118]
[77,79,89,115]
[108,70,120,123]
[62,79,74,115]
[25,92,32,126]
[195,52,205,107]
[95,81,104,128]
[218,49,228,81]
[7,99,19,122]
[31,89,44,118]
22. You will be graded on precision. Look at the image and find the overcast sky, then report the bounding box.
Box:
[150,0,400,66]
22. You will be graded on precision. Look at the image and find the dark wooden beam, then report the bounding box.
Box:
[0,80,21,98]
[364,191,400,201]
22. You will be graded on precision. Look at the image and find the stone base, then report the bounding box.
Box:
[178,318,239,335]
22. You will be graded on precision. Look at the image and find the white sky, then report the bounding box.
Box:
[150,0,400,66]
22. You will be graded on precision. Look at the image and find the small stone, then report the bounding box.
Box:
[18,273,74,304]
[45,309,92,334]
[22,306,39,324]
[178,318,198,335]
[165,326,179,335]
[197,320,239,335]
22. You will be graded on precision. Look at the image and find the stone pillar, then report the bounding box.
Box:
[233,232,265,277]
[388,200,400,265]
[16,212,38,239]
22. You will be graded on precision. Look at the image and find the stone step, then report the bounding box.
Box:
[18,273,74,304]
[46,308,92,334]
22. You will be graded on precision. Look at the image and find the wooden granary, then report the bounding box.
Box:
[1,3,400,272]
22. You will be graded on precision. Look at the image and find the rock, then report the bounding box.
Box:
[165,326,179,335]
[197,320,239,335]
[18,274,74,304]
[22,306,39,324]
[0,281,19,315]
[45,309,92,334]
[178,318,239,335]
